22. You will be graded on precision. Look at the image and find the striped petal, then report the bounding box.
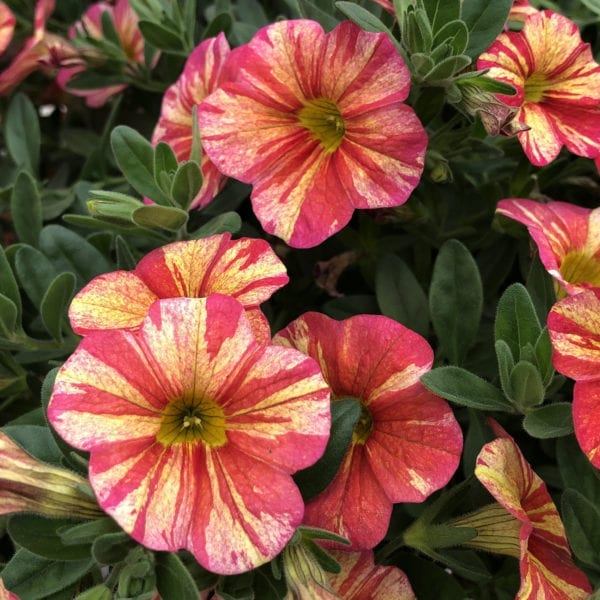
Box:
[152,34,231,209]
[198,19,426,248]
[0,3,15,55]
[478,11,600,166]
[0,579,19,600]
[476,426,591,600]
[496,199,600,295]
[328,549,416,599]
[573,381,600,468]
[275,312,462,548]
[49,296,330,573]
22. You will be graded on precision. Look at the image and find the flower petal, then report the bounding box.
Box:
[573,381,600,468]
[0,3,15,55]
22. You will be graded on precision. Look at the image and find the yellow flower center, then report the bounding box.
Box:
[157,395,227,447]
[524,72,548,103]
[557,249,600,298]
[352,403,373,445]
[297,98,345,153]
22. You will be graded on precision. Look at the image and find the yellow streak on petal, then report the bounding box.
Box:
[368,363,425,401]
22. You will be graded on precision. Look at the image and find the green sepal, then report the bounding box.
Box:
[131,205,189,232]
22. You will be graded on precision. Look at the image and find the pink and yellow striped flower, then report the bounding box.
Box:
[496,199,600,298]
[152,34,231,209]
[197,19,427,248]
[548,288,600,467]
[274,312,462,549]
[508,0,538,24]
[68,234,288,343]
[0,579,19,600]
[0,2,15,55]
[48,295,331,575]
[56,0,153,107]
[478,10,600,166]
[475,422,591,599]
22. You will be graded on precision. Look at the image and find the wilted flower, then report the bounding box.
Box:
[68,234,288,343]
[478,10,600,166]
[152,34,231,209]
[496,198,600,298]
[198,19,427,248]
[48,295,331,574]
[0,3,15,55]
[548,288,600,467]
[274,312,462,549]
[0,430,102,520]
[56,0,155,107]
[466,421,592,599]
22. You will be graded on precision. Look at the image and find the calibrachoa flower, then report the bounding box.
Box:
[471,421,591,599]
[48,295,331,574]
[0,579,19,600]
[152,34,231,209]
[548,288,600,467]
[197,19,427,248]
[0,2,15,55]
[508,0,538,23]
[496,199,600,298]
[0,431,103,520]
[283,544,415,599]
[68,234,288,343]
[274,312,463,549]
[478,10,600,166]
[56,0,153,107]
[0,0,75,95]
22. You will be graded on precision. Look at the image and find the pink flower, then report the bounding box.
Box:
[198,19,427,248]
[0,579,19,600]
[478,11,600,166]
[496,198,600,298]
[56,0,155,107]
[508,0,538,23]
[152,34,231,209]
[274,312,462,549]
[0,2,15,55]
[48,295,331,574]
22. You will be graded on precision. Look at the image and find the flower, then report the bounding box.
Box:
[68,234,288,343]
[0,579,19,600]
[548,288,600,467]
[273,312,462,549]
[0,430,102,520]
[478,10,600,166]
[197,19,427,248]
[496,199,600,298]
[0,0,75,95]
[48,295,331,575]
[508,0,538,24]
[282,544,415,599]
[152,34,231,209]
[55,0,154,107]
[0,3,15,55]
[471,420,591,599]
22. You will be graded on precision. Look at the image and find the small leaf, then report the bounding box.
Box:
[423,0,460,34]
[556,436,600,504]
[115,235,138,270]
[155,553,199,600]
[73,585,112,600]
[461,0,513,58]
[562,488,600,566]
[495,339,515,401]
[190,212,242,238]
[421,367,514,412]
[131,205,189,232]
[170,161,203,210]
[0,244,22,320]
[523,403,573,439]
[92,532,136,564]
[294,398,361,500]
[424,54,472,81]
[510,360,544,411]
[154,142,178,190]
[5,93,40,174]
[58,518,121,547]
[0,294,18,338]
[298,0,339,31]
[14,246,56,309]
[40,272,76,341]
[139,20,185,51]
[11,171,42,247]
[110,126,170,205]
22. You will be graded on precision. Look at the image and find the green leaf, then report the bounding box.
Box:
[556,436,600,504]
[39,225,113,288]
[115,235,138,270]
[170,161,203,210]
[91,531,136,564]
[40,272,76,341]
[375,253,429,336]
[424,54,471,82]
[155,553,199,600]
[495,339,515,401]
[461,0,513,58]
[14,246,56,309]
[154,142,178,190]
[432,19,469,55]
[0,294,18,338]
[190,212,242,238]
[131,205,189,232]
[421,367,514,412]
[73,585,112,600]
[8,516,92,562]
[58,517,121,546]
[534,328,553,386]
[298,0,339,31]
[335,2,393,36]
[5,93,40,174]
[423,0,460,34]
[398,553,466,600]
[526,255,556,324]
[561,488,600,566]
[201,12,234,39]
[509,360,544,411]
[294,398,361,500]
[0,245,22,321]
[1,425,63,464]
[456,73,516,95]
[11,171,42,247]
[495,283,541,361]
[110,126,170,205]
[522,403,573,439]
[1,548,94,600]
[138,20,185,51]
[429,240,482,365]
